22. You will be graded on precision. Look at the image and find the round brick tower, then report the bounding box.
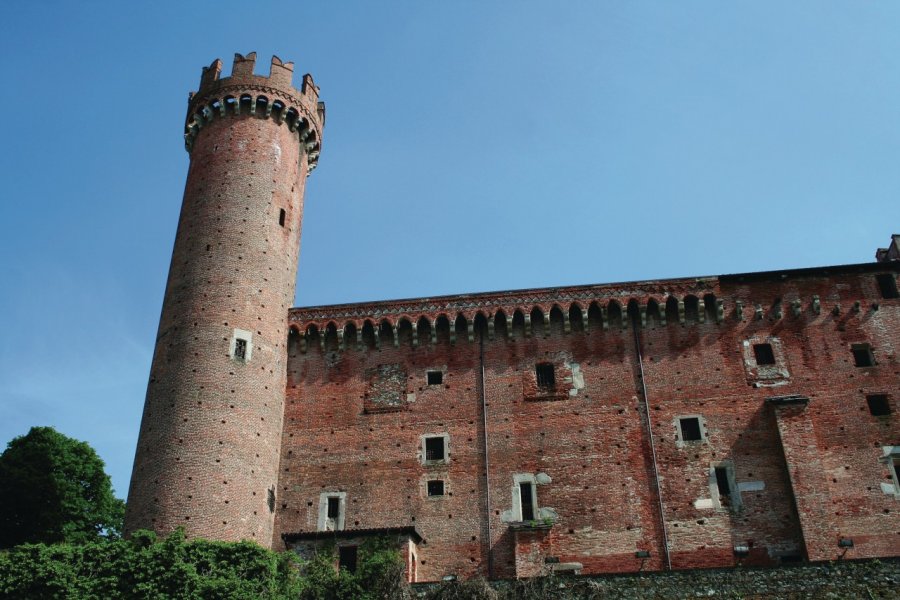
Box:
[125,52,324,547]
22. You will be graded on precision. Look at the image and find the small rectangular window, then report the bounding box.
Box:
[338,546,358,573]
[876,274,899,299]
[519,482,535,521]
[278,208,286,227]
[427,370,443,385]
[327,497,340,520]
[234,338,247,360]
[753,343,776,366]
[867,394,891,416]
[427,480,445,497]
[535,363,555,388]
[852,344,875,367]
[425,436,446,462]
[679,417,702,442]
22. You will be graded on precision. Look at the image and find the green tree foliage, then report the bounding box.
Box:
[0,530,409,600]
[0,426,125,547]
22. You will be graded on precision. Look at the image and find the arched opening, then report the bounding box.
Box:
[435,315,451,344]
[285,107,300,128]
[343,322,358,351]
[626,299,640,327]
[511,310,526,338]
[474,313,489,340]
[416,317,432,347]
[305,324,320,350]
[454,314,468,342]
[494,310,508,340]
[224,95,237,114]
[379,320,394,346]
[361,320,376,349]
[646,299,661,328]
[569,303,584,332]
[684,295,700,323]
[255,95,269,114]
[324,322,339,351]
[666,296,679,324]
[549,305,565,335]
[288,326,301,356]
[271,100,285,117]
[703,293,717,323]
[239,94,253,113]
[607,301,623,329]
[209,100,222,116]
[530,307,545,337]
[587,301,603,330]
[397,318,414,347]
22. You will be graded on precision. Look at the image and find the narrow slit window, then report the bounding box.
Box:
[519,482,535,521]
[427,370,443,385]
[876,274,899,299]
[679,417,702,442]
[338,546,358,573]
[852,344,875,367]
[234,338,247,360]
[427,480,445,497]
[327,497,340,520]
[535,363,555,388]
[867,394,891,416]
[753,343,776,366]
[715,467,731,500]
[278,208,286,227]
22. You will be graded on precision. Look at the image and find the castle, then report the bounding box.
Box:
[125,53,900,582]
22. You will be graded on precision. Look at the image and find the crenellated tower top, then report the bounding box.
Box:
[184,52,325,172]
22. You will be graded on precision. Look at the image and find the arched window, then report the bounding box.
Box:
[646,299,661,328]
[324,322,339,351]
[435,315,451,344]
[416,317,432,347]
[361,320,376,349]
[511,310,526,338]
[569,303,584,332]
[549,305,565,335]
[474,313,489,340]
[704,293,717,323]
[454,314,468,342]
[343,322,358,351]
[494,310,509,340]
[530,307,545,337]
[379,320,394,346]
[685,295,700,323]
[587,301,603,330]
[626,299,640,327]
[665,296,679,324]
[607,301,623,329]
[397,319,414,347]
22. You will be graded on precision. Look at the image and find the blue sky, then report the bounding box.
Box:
[1,2,898,498]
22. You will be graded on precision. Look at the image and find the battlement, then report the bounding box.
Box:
[184,52,324,171]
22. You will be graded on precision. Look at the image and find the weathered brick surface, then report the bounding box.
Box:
[278,266,899,581]
[125,53,323,546]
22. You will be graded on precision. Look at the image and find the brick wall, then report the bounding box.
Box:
[277,266,899,581]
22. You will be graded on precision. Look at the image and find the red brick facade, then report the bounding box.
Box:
[127,53,900,582]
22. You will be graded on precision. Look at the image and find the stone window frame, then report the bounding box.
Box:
[317,491,347,532]
[425,478,446,498]
[742,336,789,382]
[230,328,253,362]
[426,369,444,386]
[709,460,742,512]
[880,447,900,498]
[420,433,449,466]
[675,414,708,448]
[513,473,540,523]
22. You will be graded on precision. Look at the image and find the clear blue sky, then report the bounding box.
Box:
[1,2,898,498]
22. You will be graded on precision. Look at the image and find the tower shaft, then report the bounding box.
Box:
[125,53,323,547]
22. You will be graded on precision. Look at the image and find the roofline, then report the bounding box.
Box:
[281,526,423,544]
[290,261,899,313]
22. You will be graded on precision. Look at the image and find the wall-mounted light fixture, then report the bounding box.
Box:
[635,551,651,559]
[838,538,854,548]
[733,545,750,556]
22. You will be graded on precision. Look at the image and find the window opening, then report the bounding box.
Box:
[519,482,535,521]
[679,417,702,442]
[327,497,340,520]
[852,344,874,367]
[338,546,358,573]
[427,371,443,385]
[876,274,899,299]
[427,480,445,497]
[234,338,247,360]
[714,466,731,506]
[425,436,446,462]
[753,343,776,366]
[267,487,275,513]
[278,208,286,227]
[535,363,555,388]
[867,394,891,416]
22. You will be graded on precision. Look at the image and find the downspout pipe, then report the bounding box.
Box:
[631,311,672,571]
[479,331,494,579]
